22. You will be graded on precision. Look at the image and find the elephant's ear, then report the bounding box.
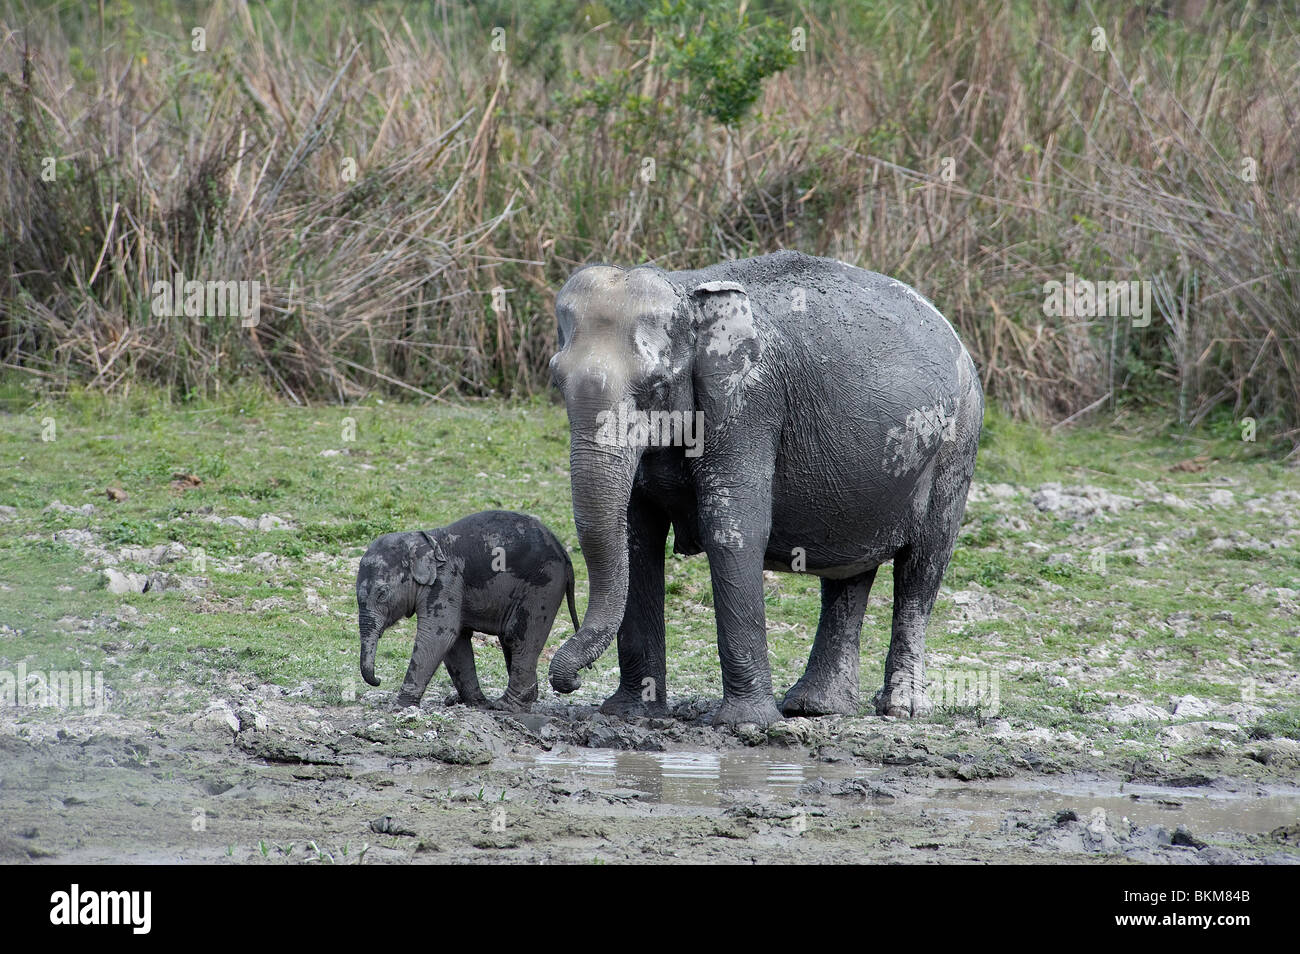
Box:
[690,280,763,418]
[409,532,446,586]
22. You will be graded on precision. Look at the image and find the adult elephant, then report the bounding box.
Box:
[546,250,982,726]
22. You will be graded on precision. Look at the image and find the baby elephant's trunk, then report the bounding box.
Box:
[359,621,382,686]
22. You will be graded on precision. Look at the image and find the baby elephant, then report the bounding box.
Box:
[356,511,578,711]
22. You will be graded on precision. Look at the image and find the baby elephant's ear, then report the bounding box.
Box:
[410,531,446,586]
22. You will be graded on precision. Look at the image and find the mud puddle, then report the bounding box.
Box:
[530,747,1300,835]
[534,749,828,805]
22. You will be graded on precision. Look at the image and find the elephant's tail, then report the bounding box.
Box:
[564,555,580,632]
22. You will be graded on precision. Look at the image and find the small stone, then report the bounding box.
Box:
[1171,694,1215,718]
[235,707,268,733]
[103,568,148,594]
[1170,825,1207,849]
[45,500,96,516]
[197,702,240,735]
[1106,702,1173,724]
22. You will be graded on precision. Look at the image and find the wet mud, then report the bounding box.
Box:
[2,689,1297,864]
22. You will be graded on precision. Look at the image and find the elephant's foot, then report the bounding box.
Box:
[395,691,425,709]
[599,685,668,720]
[873,684,932,718]
[781,674,860,718]
[443,690,489,708]
[489,694,533,713]
[712,693,784,727]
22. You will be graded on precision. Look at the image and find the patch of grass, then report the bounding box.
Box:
[1246,709,1300,742]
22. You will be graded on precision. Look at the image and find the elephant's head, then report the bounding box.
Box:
[356,531,446,687]
[546,264,763,693]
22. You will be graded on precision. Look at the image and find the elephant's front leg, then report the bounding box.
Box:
[698,476,784,727]
[600,492,670,718]
[395,590,462,708]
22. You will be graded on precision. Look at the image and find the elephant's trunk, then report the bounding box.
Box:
[359,615,382,686]
[549,415,641,693]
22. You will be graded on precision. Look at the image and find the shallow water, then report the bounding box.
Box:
[536,749,814,803]
[533,748,1300,835]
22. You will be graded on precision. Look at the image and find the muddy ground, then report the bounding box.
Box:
[3,683,1298,864]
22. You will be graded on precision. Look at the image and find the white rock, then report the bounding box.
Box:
[196,701,240,735]
[119,542,188,566]
[103,568,149,594]
[1159,721,1243,743]
[250,552,287,572]
[236,707,268,733]
[1030,483,1135,521]
[1214,702,1267,723]
[304,587,329,616]
[45,500,96,516]
[1171,694,1215,718]
[1105,702,1173,724]
[986,719,1013,737]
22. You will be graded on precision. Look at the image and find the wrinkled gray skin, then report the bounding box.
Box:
[357,511,579,711]
[547,250,982,726]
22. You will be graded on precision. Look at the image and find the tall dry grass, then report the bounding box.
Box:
[1,0,1298,450]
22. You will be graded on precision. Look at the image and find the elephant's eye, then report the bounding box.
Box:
[375,584,390,603]
[548,352,568,388]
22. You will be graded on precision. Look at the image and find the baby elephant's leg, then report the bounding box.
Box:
[443,628,489,707]
[494,604,553,712]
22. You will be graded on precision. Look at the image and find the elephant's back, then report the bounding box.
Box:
[677,251,980,434]
[448,510,568,563]
[682,251,970,383]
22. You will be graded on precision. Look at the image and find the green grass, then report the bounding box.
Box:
[0,391,1296,749]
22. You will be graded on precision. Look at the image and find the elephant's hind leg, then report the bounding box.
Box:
[876,367,980,718]
[875,544,945,718]
[443,628,489,707]
[781,569,877,717]
[876,468,975,717]
[495,612,550,712]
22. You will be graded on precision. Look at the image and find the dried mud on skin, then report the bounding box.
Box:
[2,690,1298,865]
